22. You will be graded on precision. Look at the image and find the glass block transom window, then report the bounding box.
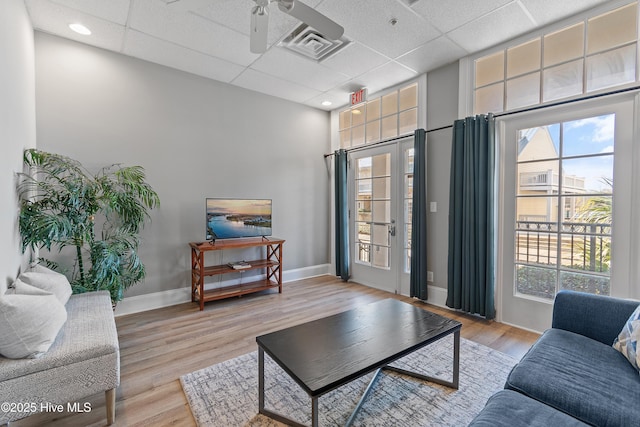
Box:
[339,83,418,148]
[474,2,639,114]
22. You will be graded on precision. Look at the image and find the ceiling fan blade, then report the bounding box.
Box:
[277,0,344,40]
[250,6,269,54]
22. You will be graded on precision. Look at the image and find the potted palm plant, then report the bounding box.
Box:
[17,149,160,304]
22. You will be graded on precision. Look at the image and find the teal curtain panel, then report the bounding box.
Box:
[334,149,350,281]
[410,129,428,300]
[446,115,496,319]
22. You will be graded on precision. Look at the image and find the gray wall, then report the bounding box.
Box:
[34,33,331,298]
[0,0,37,294]
[426,61,459,290]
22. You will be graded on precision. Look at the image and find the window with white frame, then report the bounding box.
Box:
[339,83,419,148]
[473,1,639,114]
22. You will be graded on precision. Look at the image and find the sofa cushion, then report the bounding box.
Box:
[19,266,72,305]
[468,390,589,427]
[0,293,67,359]
[613,303,640,372]
[506,328,640,426]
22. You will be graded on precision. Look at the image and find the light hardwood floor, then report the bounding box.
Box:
[13,276,540,427]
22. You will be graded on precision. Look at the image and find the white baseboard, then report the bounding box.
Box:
[424,284,449,308]
[114,287,192,317]
[113,263,331,317]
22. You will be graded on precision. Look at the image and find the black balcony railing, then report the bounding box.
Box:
[516,220,611,273]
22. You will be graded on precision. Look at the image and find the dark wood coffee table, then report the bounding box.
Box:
[256,298,462,426]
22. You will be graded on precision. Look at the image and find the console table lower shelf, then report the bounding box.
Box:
[189,238,284,310]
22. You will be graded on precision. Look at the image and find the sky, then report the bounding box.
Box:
[528,113,615,193]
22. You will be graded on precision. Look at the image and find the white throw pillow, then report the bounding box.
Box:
[613,304,640,374]
[12,278,54,296]
[19,265,72,305]
[0,293,67,359]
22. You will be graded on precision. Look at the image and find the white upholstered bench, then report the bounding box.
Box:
[0,291,120,425]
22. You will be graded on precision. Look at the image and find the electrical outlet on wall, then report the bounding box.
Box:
[427,271,434,282]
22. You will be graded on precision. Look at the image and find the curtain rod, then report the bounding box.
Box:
[323,84,640,158]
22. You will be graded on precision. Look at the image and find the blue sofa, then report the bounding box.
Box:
[470,290,640,427]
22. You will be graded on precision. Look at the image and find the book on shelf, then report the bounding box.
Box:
[228,261,251,270]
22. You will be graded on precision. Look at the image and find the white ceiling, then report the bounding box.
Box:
[25,0,611,111]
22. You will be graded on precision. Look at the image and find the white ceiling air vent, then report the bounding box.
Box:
[279,24,350,62]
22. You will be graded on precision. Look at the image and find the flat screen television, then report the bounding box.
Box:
[206,198,272,241]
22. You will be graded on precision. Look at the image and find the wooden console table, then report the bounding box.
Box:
[189,237,284,311]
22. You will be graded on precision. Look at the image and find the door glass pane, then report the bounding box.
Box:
[507,72,540,110]
[356,222,370,243]
[372,201,390,223]
[404,147,414,274]
[475,82,504,113]
[563,114,615,157]
[507,38,541,78]
[517,125,560,162]
[559,271,610,295]
[476,51,504,87]
[372,177,390,199]
[372,224,389,246]
[562,156,613,194]
[587,3,637,55]
[355,153,392,269]
[586,45,636,92]
[372,153,390,176]
[561,195,611,273]
[543,59,583,102]
[372,245,389,268]
[515,264,557,299]
[544,23,584,67]
[357,242,370,263]
[514,114,615,300]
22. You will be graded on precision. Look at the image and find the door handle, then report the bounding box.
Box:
[388,224,396,236]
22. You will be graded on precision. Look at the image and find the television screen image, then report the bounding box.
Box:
[206,198,272,240]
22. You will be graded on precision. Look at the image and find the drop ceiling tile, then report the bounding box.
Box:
[318,0,441,59]
[123,30,245,83]
[232,68,322,104]
[447,2,537,52]
[410,0,513,33]
[50,0,131,25]
[357,62,418,96]
[250,48,350,92]
[520,0,611,26]
[304,88,353,110]
[396,36,467,73]
[129,0,258,66]
[26,0,125,52]
[321,42,390,79]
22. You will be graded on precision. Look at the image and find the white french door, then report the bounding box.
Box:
[349,138,414,295]
[498,95,637,332]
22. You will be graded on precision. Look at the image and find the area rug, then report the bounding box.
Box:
[180,336,517,426]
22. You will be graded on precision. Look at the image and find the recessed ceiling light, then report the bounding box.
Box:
[69,23,91,35]
[321,100,332,106]
[352,109,362,115]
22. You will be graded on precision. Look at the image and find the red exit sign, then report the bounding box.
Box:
[350,88,367,106]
